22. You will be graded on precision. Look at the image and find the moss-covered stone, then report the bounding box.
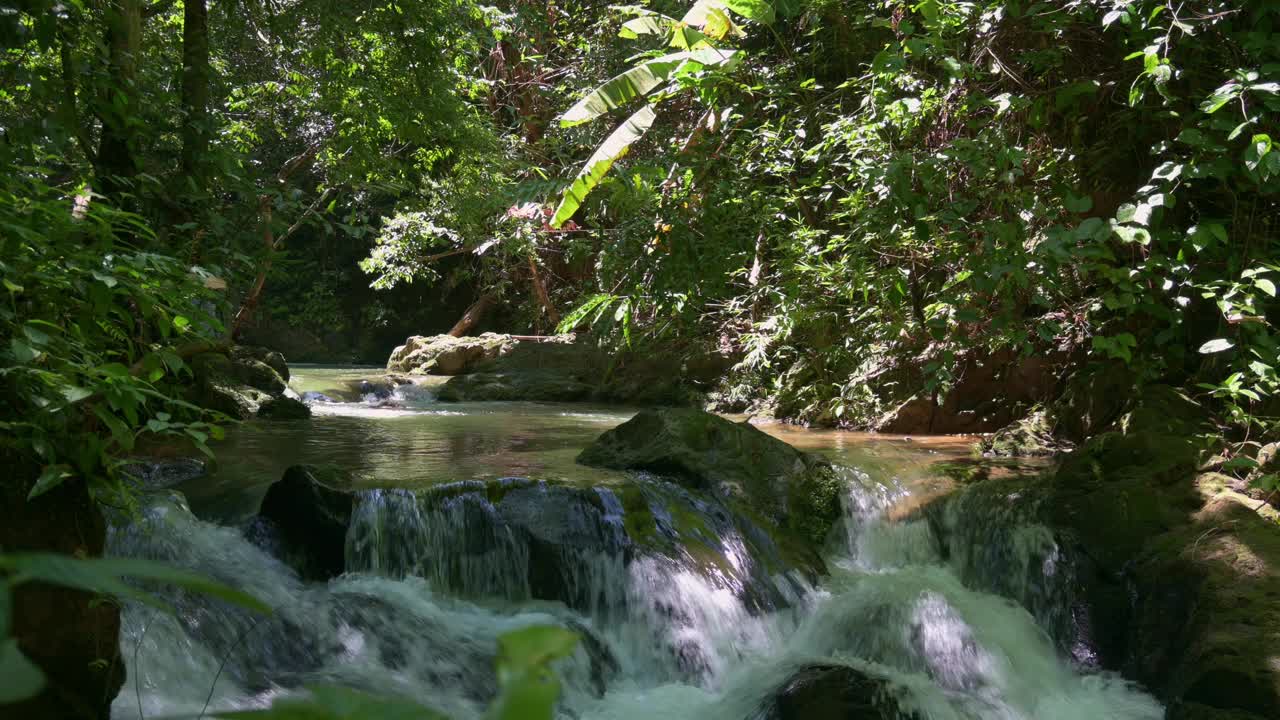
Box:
[577,408,842,551]
[980,407,1066,458]
[189,346,301,420]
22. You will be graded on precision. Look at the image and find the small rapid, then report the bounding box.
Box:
[108,455,1164,720]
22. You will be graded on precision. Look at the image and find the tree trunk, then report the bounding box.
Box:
[527,253,560,329]
[180,0,210,184]
[449,294,495,337]
[94,0,143,203]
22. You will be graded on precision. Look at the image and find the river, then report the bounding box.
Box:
[108,367,1164,720]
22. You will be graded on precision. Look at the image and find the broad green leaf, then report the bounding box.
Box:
[488,626,580,720]
[1256,278,1276,297]
[2,278,22,293]
[723,0,775,24]
[552,105,658,228]
[560,53,691,126]
[10,339,38,364]
[620,15,669,39]
[496,625,579,676]
[1198,338,1235,354]
[0,639,45,704]
[28,465,74,500]
[0,554,272,615]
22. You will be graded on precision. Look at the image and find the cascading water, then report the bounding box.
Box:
[108,421,1165,720]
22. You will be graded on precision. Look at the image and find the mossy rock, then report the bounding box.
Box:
[981,407,1065,458]
[257,395,312,419]
[190,347,299,420]
[577,408,843,550]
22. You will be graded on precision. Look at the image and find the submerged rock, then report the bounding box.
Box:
[577,408,844,549]
[120,457,208,489]
[754,664,917,720]
[255,465,357,580]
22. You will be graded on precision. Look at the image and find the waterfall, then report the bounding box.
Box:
[108,462,1165,720]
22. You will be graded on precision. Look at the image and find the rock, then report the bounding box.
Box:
[0,448,125,720]
[980,407,1067,458]
[255,465,357,580]
[576,408,843,549]
[390,333,711,405]
[190,346,301,420]
[120,457,208,489]
[1051,363,1136,442]
[387,333,513,375]
[233,345,291,383]
[755,664,917,720]
[347,476,818,618]
[926,385,1280,720]
[257,395,312,419]
[436,370,596,403]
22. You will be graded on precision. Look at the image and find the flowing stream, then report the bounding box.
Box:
[109,367,1164,720]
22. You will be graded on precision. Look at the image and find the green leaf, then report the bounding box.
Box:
[1256,278,1277,297]
[10,339,38,364]
[2,278,22,294]
[28,465,74,499]
[723,0,775,24]
[1198,338,1235,354]
[559,52,692,126]
[0,554,273,615]
[552,105,658,228]
[488,626,580,720]
[0,639,45,704]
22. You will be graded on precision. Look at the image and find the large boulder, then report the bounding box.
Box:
[391,333,714,405]
[923,385,1280,720]
[754,664,918,720]
[386,333,513,375]
[576,408,844,549]
[254,465,357,580]
[190,346,310,420]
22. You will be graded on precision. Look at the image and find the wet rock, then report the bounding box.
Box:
[576,408,844,548]
[120,457,208,489]
[346,476,816,617]
[257,394,312,419]
[387,333,513,375]
[0,448,125,720]
[927,385,1280,720]
[754,664,917,720]
[256,465,358,580]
